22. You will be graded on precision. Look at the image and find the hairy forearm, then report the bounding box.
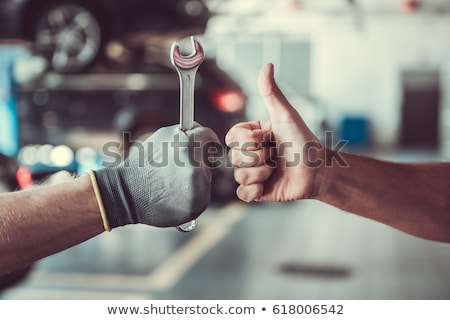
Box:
[0,175,104,275]
[315,151,450,242]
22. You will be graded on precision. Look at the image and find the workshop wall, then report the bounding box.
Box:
[207,10,450,149]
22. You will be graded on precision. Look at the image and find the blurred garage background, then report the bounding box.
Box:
[1,0,450,299]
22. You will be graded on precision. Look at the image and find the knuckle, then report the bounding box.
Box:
[236,186,251,202]
[229,149,253,167]
[225,127,244,148]
[224,131,236,147]
[237,184,263,202]
[234,168,249,185]
[228,149,240,166]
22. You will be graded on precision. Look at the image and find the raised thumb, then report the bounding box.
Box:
[258,63,299,122]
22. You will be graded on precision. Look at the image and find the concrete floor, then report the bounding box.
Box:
[1,196,450,300]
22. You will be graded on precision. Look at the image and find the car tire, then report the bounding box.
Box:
[34,2,103,73]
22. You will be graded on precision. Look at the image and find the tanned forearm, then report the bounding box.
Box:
[0,175,104,275]
[315,151,450,242]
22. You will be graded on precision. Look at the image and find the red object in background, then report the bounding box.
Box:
[288,0,300,10]
[16,166,33,189]
[402,0,421,12]
[211,89,246,113]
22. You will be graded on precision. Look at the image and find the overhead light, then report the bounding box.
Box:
[50,145,74,167]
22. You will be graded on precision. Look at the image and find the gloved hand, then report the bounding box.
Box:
[90,122,220,230]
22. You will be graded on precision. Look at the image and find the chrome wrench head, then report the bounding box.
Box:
[170,36,205,71]
[170,36,205,232]
[171,36,205,131]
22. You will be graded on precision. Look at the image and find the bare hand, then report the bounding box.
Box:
[225,63,324,202]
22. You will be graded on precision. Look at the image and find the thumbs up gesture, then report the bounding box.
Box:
[225,63,325,202]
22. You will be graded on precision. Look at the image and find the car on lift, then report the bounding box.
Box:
[0,0,210,72]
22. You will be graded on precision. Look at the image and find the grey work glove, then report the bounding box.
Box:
[91,123,220,230]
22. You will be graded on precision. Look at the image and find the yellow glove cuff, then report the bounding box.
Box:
[89,171,112,232]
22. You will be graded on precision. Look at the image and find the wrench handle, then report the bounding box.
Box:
[177,69,197,131]
[175,68,200,232]
[170,37,205,233]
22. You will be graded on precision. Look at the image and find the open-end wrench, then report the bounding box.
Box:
[170,36,205,232]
